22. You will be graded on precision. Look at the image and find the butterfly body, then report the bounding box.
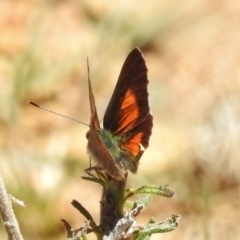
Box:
[99,129,137,173]
[87,48,153,180]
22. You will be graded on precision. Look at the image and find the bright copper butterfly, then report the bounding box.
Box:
[29,48,153,181]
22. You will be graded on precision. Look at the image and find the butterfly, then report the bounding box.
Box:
[86,48,153,180]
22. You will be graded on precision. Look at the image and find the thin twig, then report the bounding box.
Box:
[0,173,24,240]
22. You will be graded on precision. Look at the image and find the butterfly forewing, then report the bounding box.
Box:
[103,48,150,135]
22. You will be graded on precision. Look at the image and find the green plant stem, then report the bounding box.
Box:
[100,176,126,237]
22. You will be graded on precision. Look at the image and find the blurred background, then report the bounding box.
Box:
[1,0,240,239]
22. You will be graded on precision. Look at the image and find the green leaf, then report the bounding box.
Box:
[125,185,175,200]
[135,194,151,207]
[81,234,88,240]
[124,195,151,213]
[135,214,181,238]
[134,235,151,240]
[81,176,105,186]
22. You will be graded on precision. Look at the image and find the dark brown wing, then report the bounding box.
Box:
[103,48,152,160]
[103,48,150,134]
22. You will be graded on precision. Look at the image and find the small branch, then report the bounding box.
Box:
[0,173,24,240]
[9,195,25,208]
[61,219,90,240]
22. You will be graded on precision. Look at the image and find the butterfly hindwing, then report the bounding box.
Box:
[120,114,153,172]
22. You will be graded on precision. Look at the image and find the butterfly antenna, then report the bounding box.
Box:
[28,101,89,127]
